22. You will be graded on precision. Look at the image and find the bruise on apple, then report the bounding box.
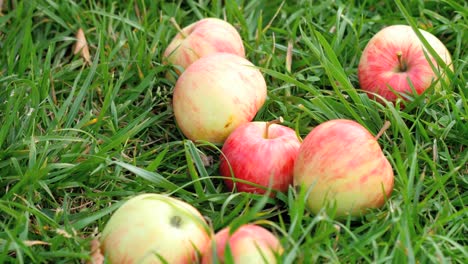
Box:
[224,115,234,129]
[170,215,183,228]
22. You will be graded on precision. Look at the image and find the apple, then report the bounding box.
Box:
[202,224,283,264]
[358,24,452,102]
[219,120,301,194]
[293,119,394,218]
[100,193,212,264]
[173,52,267,144]
[163,17,245,74]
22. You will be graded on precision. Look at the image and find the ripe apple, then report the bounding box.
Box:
[202,224,283,264]
[173,52,267,144]
[163,17,245,74]
[219,120,301,194]
[293,119,394,218]
[358,24,452,102]
[100,193,212,264]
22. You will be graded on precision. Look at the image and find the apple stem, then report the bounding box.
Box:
[396,51,407,72]
[375,121,391,140]
[264,117,284,139]
[169,17,187,38]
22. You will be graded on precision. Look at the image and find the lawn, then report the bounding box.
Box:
[0,0,467,263]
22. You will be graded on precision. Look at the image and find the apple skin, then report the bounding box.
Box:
[293,119,394,218]
[100,194,212,264]
[358,24,452,102]
[201,224,283,264]
[173,52,267,144]
[219,121,301,194]
[163,17,245,73]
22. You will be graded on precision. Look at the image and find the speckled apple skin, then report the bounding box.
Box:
[202,224,283,264]
[293,119,394,218]
[219,122,301,194]
[358,25,452,102]
[173,53,267,144]
[163,18,245,72]
[100,194,211,264]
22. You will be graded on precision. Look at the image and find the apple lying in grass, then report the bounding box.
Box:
[202,224,283,264]
[358,24,452,103]
[173,52,267,144]
[293,119,394,218]
[163,17,245,74]
[219,120,301,194]
[100,194,211,264]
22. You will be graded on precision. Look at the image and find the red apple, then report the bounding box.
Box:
[219,121,301,194]
[163,17,245,74]
[358,24,452,102]
[100,194,212,264]
[293,119,394,218]
[173,52,267,144]
[202,224,283,264]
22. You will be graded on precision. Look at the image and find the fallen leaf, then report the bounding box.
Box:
[56,228,72,238]
[23,240,50,247]
[73,28,91,64]
[199,152,213,167]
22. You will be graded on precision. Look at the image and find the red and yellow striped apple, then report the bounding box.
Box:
[219,121,301,194]
[100,194,212,264]
[173,52,267,144]
[202,224,283,264]
[358,25,452,102]
[163,17,245,74]
[293,119,394,218]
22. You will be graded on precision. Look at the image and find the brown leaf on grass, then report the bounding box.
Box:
[73,28,91,64]
[286,40,293,73]
[56,228,72,238]
[87,238,104,264]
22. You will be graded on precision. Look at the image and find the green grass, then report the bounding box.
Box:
[0,0,467,263]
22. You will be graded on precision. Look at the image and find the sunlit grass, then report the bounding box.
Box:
[0,0,466,263]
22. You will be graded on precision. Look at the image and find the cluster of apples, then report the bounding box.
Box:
[166,18,267,144]
[163,18,303,197]
[100,193,283,263]
[99,18,284,264]
[165,19,452,216]
[98,18,453,263]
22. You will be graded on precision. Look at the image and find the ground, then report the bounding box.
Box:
[0,0,467,263]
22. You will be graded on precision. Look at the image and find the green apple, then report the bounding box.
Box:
[100,194,212,263]
[173,52,267,144]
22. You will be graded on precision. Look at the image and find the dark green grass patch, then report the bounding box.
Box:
[0,0,466,263]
